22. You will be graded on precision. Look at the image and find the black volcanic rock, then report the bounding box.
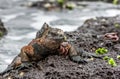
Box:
[27,0,120,11]
[0,19,7,37]
[1,15,120,79]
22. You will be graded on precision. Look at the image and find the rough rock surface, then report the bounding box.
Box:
[0,19,7,38]
[1,15,120,79]
[67,0,119,3]
[69,0,113,2]
[27,0,120,10]
[27,0,73,10]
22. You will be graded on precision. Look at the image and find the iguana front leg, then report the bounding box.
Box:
[60,42,102,64]
[59,42,87,64]
[68,44,88,64]
[79,49,102,59]
[5,45,36,71]
[20,45,34,62]
[69,45,102,64]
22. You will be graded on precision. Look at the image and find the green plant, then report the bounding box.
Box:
[103,56,110,60]
[117,55,120,59]
[113,0,118,5]
[0,31,3,37]
[64,35,67,41]
[57,0,64,4]
[95,48,108,55]
[57,0,65,9]
[108,58,117,67]
[115,23,120,28]
[66,3,75,10]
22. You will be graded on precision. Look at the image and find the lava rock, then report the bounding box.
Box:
[26,0,120,11]
[1,15,120,79]
[26,0,76,11]
[0,19,7,38]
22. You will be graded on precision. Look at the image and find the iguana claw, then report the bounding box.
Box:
[16,62,34,71]
[81,52,102,59]
[70,55,87,64]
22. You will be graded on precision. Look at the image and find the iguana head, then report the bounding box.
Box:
[49,27,67,43]
[36,23,67,43]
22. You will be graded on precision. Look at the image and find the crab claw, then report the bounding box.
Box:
[70,55,87,64]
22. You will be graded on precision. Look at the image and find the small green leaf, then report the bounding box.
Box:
[66,3,75,10]
[64,36,67,41]
[57,0,64,4]
[115,23,120,28]
[117,55,120,59]
[95,48,108,55]
[103,56,110,60]
[108,58,117,67]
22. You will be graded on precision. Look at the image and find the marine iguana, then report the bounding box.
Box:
[1,23,101,75]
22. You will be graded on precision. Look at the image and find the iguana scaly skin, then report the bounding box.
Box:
[1,23,101,74]
[19,23,86,65]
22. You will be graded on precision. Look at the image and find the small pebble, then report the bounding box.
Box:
[19,72,24,76]
[8,76,12,79]
[87,58,94,61]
